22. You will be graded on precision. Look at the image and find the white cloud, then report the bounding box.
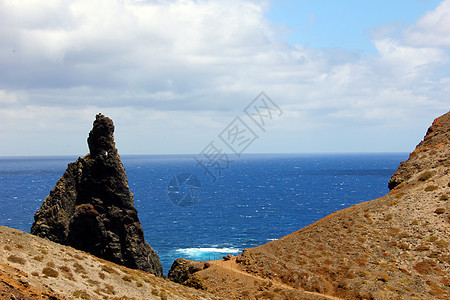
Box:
[0,0,449,155]
[371,38,448,89]
[404,0,450,47]
[0,90,19,105]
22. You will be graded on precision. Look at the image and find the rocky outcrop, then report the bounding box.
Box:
[388,111,450,189]
[168,259,210,285]
[31,114,162,276]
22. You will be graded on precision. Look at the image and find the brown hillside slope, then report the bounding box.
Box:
[0,226,219,300]
[169,112,450,299]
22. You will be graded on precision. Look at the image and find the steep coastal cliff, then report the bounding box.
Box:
[30,114,162,276]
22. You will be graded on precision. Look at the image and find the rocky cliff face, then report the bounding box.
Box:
[31,114,162,276]
[388,112,450,189]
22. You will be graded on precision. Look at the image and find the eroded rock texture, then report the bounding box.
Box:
[31,114,162,276]
[388,111,450,190]
[168,258,210,285]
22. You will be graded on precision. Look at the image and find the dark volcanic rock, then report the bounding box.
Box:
[168,258,209,284]
[31,114,163,276]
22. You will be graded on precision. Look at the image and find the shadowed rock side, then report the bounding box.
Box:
[31,114,162,276]
[169,112,450,299]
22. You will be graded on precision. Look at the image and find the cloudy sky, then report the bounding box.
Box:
[0,0,449,156]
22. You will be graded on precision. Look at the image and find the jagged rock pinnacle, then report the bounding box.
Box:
[88,113,116,158]
[31,114,163,276]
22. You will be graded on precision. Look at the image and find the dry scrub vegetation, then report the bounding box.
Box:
[0,226,218,299]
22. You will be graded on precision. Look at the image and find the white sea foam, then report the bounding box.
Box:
[174,247,241,261]
[176,247,240,256]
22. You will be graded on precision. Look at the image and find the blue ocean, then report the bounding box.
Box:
[0,153,407,274]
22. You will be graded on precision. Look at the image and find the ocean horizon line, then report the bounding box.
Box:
[0,151,409,160]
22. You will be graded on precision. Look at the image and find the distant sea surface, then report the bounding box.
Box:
[0,153,407,274]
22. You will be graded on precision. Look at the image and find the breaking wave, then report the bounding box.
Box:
[174,247,240,260]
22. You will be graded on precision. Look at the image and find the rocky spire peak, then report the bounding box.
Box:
[87,113,116,158]
[31,114,163,276]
